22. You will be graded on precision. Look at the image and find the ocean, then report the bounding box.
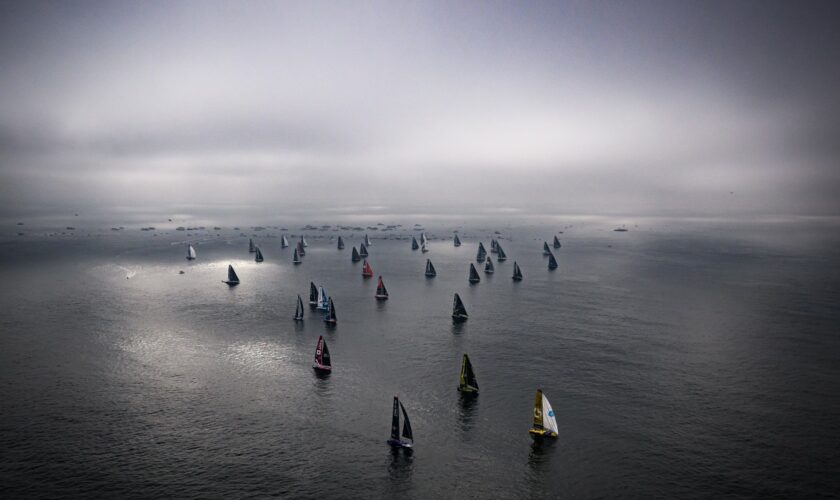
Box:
[2,216,839,498]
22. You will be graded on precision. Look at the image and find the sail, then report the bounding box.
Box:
[187,244,196,259]
[425,259,436,277]
[360,243,368,257]
[399,401,413,443]
[337,236,344,249]
[459,354,479,392]
[297,241,305,256]
[362,260,373,277]
[227,265,239,284]
[411,236,419,250]
[484,257,494,273]
[452,293,468,320]
[532,389,544,429]
[543,241,551,255]
[390,397,400,441]
[496,244,507,261]
[295,295,304,320]
[476,242,487,262]
[249,238,256,253]
[324,297,336,324]
[293,248,301,264]
[376,276,389,299]
[469,263,480,283]
[314,335,331,369]
[421,241,428,253]
[512,261,523,280]
[420,232,427,246]
[548,251,558,270]
[364,234,371,246]
[490,239,497,253]
[301,235,308,247]
[281,235,289,248]
[309,282,318,305]
[553,235,561,248]
[255,247,264,262]
[317,287,328,309]
[454,234,461,247]
[351,246,361,261]
[542,393,559,435]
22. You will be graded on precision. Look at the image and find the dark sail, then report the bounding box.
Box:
[225,265,240,285]
[337,236,344,249]
[411,236,419,250]
[321,338,331,367]
[298,241,305,257]
[553,235,561,248]
[309,282,318,305]
[375,276,389,299]
[496,244,507,261]
[295,295,304,320]
[425,259,436,277]
[281,235,289,248]
[364,234,371,246]
[255,247,264,262]
[390,397,400,441]
[476,242,487,262]
[293,248,301,264]
[399,401,413,442]
[469,263,480,283]
[351,246,361,262]
[452,293,468,321]
[324,297,337,324]
[249,238,256,253]
[359,243,368,257]
[543,241,551,255]
[512,261,523,281]
[548,251,558,270]
[313,335,331,371]
[453,234,461,247]
[459,354,479,393]
[484,257,494,274]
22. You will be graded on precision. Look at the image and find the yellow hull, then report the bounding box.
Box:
[529,428,558,438]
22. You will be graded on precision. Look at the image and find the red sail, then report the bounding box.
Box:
[362,260,373,277]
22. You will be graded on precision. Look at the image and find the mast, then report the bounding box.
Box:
[469,263,481,283]
[390,396,400,441]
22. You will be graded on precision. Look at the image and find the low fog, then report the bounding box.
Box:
[1,1,839,218]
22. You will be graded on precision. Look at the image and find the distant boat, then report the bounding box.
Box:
[411,236,419,250]
[476,242,487,262]
[309,282,318,307]
[186,244,196,260]
[337,236,345,250]
[359,243,369,258]
[297,241,306,257]
[364,234,372,246]
[312,335,331,373]
[484,256,494,274]
[457,354,479,394]
[324,297,337,325]
[469,263,481,283]
[317,286,329,310]
[351,246,361,262]
[281,235,289,248]
[547,251,558,270]
[453,234,461,247]
[387,396,414,448]
[490,239,498,254]
[255,247,264,262]
[420,232,428,247]
[614,227,629,232]
[512,261,523,281]
[543,241,551,255]
[249,238,256,253]
[362,259,374,278]
[496,243,507,261]
[528,389,559,438]
[452,293,468,321]
[375,276,389,300]
[223,264,240,285]
[425,259,436,277]
[294,295,304,321]
[301,235,308,247]
[421,241,429,253]
[553,235,561,248]
[293,247,301,264]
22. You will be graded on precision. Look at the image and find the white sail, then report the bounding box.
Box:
[187,244,196,259]
[542,394,559,435]
[317,287,328,309]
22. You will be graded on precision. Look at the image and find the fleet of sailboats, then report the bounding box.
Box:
[387,396,414,448]
[528,389,559,438]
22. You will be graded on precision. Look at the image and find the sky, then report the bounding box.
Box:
[1,0,839,219]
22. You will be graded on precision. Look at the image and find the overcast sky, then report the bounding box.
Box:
[1,0,838,218]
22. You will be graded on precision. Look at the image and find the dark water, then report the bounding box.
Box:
[2,219,839,498]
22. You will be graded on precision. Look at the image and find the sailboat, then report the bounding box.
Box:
[425,259,436,277]
[317,286,329,310]
[359,243,369,258]
[375,276,389,300]
[249,238,256,253]
[387,396,414,448]
[553,235,561,249]
[421,241,429,253]
[476,242,487,262]
[452,293,468,321]
[323,297,337,325]
[484,256,494,274]
[547,251,558,270]
[255,247,264,262]
[496,243,507,262]
[337,236,345,250]
[469,263,481,283]
[420,232,428,247]
[294,295,304,321]
[411,236,419,250]
[312,335,331,373]
[362,259,374,278]
[309,282,318,307]
[186,244,196,260]
[301,235,308,247]
[543,241,551,256]
[453,234,461,247]
[281,235,289,248]
[297,241,306,257]
[457,354,479,394]
[223,264,240,285]
[528,389,559,438]
[490,239,498,254]
[351,246,361,262]
[364,234,372,246]
[512,261,523,281]
[293,247,301,264]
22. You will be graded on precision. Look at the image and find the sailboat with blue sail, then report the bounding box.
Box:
[317,286,329,310]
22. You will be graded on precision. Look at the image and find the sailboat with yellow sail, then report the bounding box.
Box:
[528,389,558,438]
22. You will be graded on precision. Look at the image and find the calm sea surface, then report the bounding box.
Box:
[1,218,839,498]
